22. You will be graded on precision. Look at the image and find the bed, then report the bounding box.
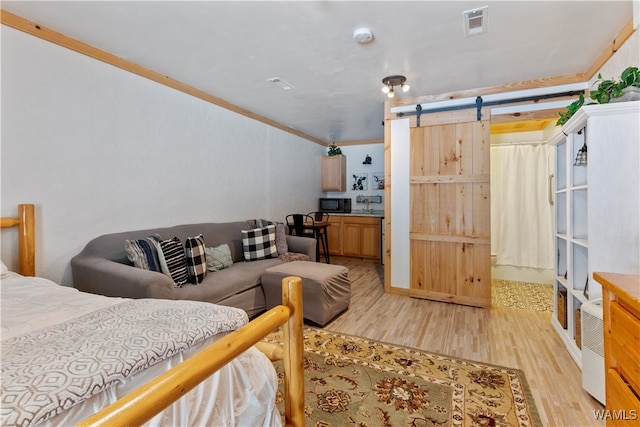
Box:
[1,204,304,427]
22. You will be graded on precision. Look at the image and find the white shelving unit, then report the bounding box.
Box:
[549,101,640,368]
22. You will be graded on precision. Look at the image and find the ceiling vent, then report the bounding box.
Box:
[267,77,295,91]
[463,6,488,37]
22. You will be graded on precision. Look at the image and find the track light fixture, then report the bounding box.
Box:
[381,75,410,98]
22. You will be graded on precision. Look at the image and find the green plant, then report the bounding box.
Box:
[620,66,640,87]
[556,93,585,126]
[556,66,640,126]
[589,66,640,104]
[327,143,342,156]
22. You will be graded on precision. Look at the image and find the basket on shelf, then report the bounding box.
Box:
[557,290,567,329]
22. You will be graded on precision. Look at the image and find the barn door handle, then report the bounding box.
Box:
[548,174,554,205]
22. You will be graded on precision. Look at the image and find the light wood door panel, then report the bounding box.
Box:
[409,112,491,308]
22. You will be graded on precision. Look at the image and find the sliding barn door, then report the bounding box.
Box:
[409,111,491,307]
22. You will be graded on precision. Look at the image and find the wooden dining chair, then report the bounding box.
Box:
[285,214,314,238]
[307,212,330,264]
[309,211,329,223]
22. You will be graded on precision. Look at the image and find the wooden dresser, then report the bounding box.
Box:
[593,272,640,426]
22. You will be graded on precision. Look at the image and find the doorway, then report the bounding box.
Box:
[385,103,563,314]
[489,123,556,312]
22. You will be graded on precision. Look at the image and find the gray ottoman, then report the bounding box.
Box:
[262,261,351,326]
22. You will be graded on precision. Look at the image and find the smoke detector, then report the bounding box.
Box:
[463,6,488,37]
[353,28,374,44]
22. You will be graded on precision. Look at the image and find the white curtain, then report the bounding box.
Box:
[491,143,554,269]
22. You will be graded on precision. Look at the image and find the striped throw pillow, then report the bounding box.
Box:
[124,235,162,272]
[157,237,189,287]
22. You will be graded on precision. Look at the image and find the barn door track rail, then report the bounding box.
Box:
[397,90,585,126]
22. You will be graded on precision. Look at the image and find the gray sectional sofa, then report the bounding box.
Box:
[70,221,316,317]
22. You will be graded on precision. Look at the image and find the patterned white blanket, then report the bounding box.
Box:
[1,299,248,427]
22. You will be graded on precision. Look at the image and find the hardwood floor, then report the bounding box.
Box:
[323,257,605,427]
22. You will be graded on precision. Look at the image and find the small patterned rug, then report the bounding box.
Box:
[263,327,541,427]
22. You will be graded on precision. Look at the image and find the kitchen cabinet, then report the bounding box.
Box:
[549,101,639,368]
[343,217,380,259]
[321,215,381,262]
[322,155,346,191]
[325,215,343,255]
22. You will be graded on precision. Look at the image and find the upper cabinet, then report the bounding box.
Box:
[322,155,346,191]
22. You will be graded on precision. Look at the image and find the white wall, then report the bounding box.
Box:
[389,120,410,289]
[589,28,639,87]
[0,26,325,285]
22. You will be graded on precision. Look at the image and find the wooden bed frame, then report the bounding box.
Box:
[1,204,305,427]
[0,204,35,276]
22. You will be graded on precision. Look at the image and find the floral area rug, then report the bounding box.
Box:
[262,327,541,427]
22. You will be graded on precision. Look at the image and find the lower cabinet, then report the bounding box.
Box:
[326,215,343,255]
[322,215,381,262]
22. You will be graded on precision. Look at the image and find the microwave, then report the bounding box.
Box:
[319,198,351,213]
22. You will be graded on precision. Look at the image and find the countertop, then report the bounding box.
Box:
[593,272,640,309]
[332,210,384,218]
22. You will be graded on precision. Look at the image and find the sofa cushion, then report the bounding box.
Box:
[242,225,278,261]
[184,234,207,284]
[124,236,162,272]
[205,244,233,271]
[157,237,189,287]
[175,257,282,303]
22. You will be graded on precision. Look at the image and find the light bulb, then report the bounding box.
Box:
[381,85,390,94]
[387,88,395,98]
[401,83,410,93]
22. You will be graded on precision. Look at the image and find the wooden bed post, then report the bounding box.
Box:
[18,204,35,276]
[282,276,305,427]
[1,204,35,276]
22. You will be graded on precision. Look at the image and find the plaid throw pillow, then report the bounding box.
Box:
[157,237,189,287]
[242,225,278,261]
[185,234,207,284]
[247,219,288,255]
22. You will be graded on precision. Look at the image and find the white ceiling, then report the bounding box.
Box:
[2,1,634,144]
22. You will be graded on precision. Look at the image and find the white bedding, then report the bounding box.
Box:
[0,269,282,427]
